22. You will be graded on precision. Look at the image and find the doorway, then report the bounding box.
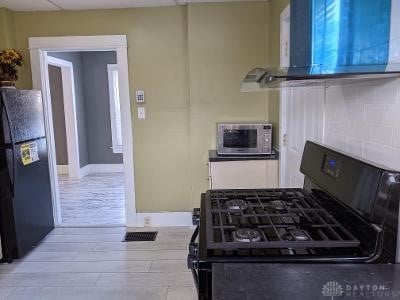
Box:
[29,36,136,227]
[47,51,126,226]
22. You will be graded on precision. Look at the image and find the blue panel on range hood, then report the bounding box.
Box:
[290,0,393,75]
[314,0,390,74]
[240,0,400,91]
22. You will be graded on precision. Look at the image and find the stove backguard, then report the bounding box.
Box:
[301,141,400,263]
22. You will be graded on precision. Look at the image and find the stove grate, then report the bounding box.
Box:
[205,189,360,250]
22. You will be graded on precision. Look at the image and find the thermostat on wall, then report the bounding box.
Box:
[136,90,145,103]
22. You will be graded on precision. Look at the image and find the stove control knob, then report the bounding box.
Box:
[192,208,200,226]
[187,254,199,270]
[189,242,199,255]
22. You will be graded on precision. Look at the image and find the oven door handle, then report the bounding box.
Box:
[191,265,199,295]
[188,225,200,294]
[190,225,199,244]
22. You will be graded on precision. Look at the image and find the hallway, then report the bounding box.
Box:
[58,173,125,226]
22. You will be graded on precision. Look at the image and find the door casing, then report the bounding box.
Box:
[29,35,137,227]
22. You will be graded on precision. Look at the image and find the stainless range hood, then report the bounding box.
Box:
[241,0,400,91]
[241,67,400,92]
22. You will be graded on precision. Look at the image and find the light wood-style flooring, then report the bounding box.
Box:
[0,227,196,300]
[58,173,125,227]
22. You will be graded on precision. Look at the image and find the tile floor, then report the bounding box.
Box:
[58,173,125,226]
[0,227,196,300]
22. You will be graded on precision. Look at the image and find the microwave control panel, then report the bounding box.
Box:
[262,125,272,153]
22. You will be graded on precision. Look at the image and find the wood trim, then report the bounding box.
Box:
[279,5,290,188]
[116,46,137,226]
[280,4,291,69]
[107,64,123,154]
[30,49,63,226]
[279,89,286,188]
[79,164,91,178]
[29,35,136,227]
[88,164,124,174]
[29,35,127,50]
[134,212,193,227]
[47,56,81,179]
[60,164,124,177]
[57,165,69,174]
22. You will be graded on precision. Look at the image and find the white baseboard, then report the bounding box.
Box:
[66,164,124,178]
[57,165,69,175]
[131,212,193,227]
[79,164,91,178]
[61,164,123,178]
[89,164,124,173]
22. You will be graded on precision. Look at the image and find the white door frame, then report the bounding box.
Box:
[29,35,137,227]
[279,5,290,187]
[47,56,81,179]
[107,64,123,154]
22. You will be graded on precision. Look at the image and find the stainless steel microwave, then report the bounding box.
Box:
[217,123,272,155]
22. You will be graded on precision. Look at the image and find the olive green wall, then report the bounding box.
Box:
[268,0,289,148]
[187,2,270,207]
[13,7,191,212]
[0,8,16,49]
[2,2,276,212]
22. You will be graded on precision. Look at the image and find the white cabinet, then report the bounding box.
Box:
[209,160,279,189]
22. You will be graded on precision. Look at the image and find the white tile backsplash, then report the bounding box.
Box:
[364,142,400,171]
[346,103,365,121]
[364,105,386,123]
[355,78,399,104]
[324,130,348,152]
[348,139,364,157]
[369,124,393,146]
[383,104,400,126]
[348,121,371,140]
[322,78,400,170]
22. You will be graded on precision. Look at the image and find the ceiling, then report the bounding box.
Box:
[0,0,268,11]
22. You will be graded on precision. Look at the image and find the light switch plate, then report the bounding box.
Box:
[136,90,145,103]
[137,107,145,119]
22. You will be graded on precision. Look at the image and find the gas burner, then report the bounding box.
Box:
[280,248,296,255]
[283,228,310,241]
[280,213,302,224]
[226,199,248,211]
[281,215,298,224]
[233,228,262,243]
[271,200,286,210]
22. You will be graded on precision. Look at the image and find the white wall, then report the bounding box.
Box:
[282,78,400,185]
[281,86,324,187]
[323,78,400,170]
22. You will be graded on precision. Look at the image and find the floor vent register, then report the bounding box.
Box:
[123,231,158,242]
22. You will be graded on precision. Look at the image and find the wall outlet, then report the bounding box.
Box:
[137,107,146,119]
[144,216,152,227]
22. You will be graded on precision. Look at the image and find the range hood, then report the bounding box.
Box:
[241,0,400,91]
[241,67,400,91]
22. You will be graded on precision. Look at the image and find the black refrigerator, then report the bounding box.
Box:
[0,88,54,262]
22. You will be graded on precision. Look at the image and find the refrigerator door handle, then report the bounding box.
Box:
[9,147,15,197]
[2,104,15,196]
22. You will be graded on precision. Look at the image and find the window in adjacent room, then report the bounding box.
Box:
[107,64,123,153]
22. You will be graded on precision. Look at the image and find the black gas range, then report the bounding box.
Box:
[188,141,400,300]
